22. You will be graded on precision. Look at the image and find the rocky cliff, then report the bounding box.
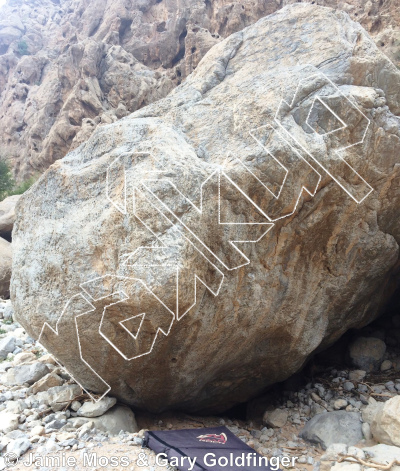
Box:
[0,0,399,180]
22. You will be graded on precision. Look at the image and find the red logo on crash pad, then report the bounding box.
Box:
[197,433,227,444]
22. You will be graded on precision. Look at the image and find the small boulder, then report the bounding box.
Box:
[37,354,56,365]
[6,362,50,385]
[0,237,12,298]
[6,437,31,457]
[371,396,400,446]
[0,336,16,360]
[299,411,363,450]
[77,396,116,418]
[29,372,64,394]
[34,384,82,411]
[91,405,138,435]
[334,399,348,410]
[0,195,21,236]
[262,408,288,428]
[45,419,66,433]
[0,411,19,433]
[28,426,44,437]
[3,304,13,321]
[381,360,392,372]
[349,337,386,372]
[70,400,81,412]
[13,352,36,365]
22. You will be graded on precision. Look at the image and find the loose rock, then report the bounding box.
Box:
[348,337,386,372]
[299,411,363,450]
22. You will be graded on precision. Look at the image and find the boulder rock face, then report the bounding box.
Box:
[12,4,400,413]
[0,0,398,180]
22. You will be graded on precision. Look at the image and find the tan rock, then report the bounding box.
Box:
[30,372,64,394]
[37,354,57,365]
[371,396,400,446]
[13,352,36,365]
[263,409,288,428]
[348,370,366,382]
[29,425,45,437]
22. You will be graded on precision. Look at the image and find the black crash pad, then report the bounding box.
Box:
[144,426,282,471]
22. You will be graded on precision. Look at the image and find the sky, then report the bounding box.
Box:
[0,0,5,8]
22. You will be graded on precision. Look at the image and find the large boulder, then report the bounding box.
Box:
[0,237,12,298]
[11,4,400,412]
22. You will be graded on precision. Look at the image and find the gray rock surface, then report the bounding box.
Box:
[90,405,138,435]
[0,336,16,360]
[299,411,363,450]
[5,362,50,386]
[34,384,82,411]
[12,4,400,412]
[77,396,116,418]
[6,437,31,457]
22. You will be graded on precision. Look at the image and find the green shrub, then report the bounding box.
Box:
[0,161,15,200]
[7,176,36,196]
[0,160,37,201]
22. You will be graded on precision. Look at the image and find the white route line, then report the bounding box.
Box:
[82,275,175,361]
[306,96,347,136]
[132,190,225,321]
[226,125,322,222]
[141,172,274,271]
[37,293,111,402]
[106,151,170,214]
[274,71,373,204]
